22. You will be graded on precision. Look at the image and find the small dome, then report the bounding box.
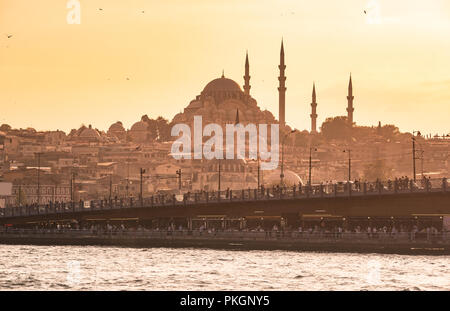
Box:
[108,121,125,133]
[202,76,242,94]
[263,169,303,187]
[79,125,100,138]
[130,121,148,132]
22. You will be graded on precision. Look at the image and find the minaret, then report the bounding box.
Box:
[278,40,286,131]
[347,74,354,126]
[310,83,318,133]
[243,51,251,96]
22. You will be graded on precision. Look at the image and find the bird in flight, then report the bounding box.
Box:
[7,35,12,39]
[364,10,367,14]
[99,8,103,11]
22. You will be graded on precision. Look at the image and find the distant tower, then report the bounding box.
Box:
[243,51,251,96]
[347,74,354,126]
[310,83,318,133]
[278,40,286,131]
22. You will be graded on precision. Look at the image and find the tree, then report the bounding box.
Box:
[155,116,171,141]
[378,124,400,140]
[142,115,172,142]
[320,116,352,141]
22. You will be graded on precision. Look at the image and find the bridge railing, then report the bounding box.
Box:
[0,177,447,218]
[1,228,449,244]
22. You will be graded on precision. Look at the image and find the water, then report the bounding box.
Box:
[0,245,448,290]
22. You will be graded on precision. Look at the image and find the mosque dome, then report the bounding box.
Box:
[202,76,242,94]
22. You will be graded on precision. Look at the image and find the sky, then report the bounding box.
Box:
[0,0,449,135]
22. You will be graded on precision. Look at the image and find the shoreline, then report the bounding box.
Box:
[1,234,449,255]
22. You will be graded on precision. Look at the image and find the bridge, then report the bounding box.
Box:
[1,179,449,229]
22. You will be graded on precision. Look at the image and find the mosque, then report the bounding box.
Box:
[169,40,355,190]
[172,40,355,135]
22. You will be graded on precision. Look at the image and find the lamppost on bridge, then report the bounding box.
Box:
[280,130,297,186]
[215,146,225,193]
[140,168,146,204]
[412,130,421,183]
[308,147,317,186]
[69,167,77,208]
[35,152,42,205]
[109,173,113,201]
[218,160,221,192]
[257,157,260,191]
[126,159,130,198]
[176,169,182,191]
[343,149,352,182]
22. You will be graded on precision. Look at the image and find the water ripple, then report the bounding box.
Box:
[0,245,448,290]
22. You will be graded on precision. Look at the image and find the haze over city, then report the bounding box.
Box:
[1,0,449,135]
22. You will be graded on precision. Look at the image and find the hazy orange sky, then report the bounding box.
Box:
[0,0,449,135]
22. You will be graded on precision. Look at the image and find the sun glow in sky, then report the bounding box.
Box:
[0,0,449,135]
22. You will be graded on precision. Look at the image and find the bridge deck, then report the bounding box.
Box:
[1,186,450,225]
